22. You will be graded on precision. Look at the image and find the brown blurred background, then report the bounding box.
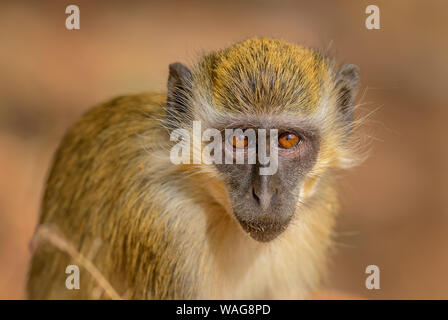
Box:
[0,0,447,299]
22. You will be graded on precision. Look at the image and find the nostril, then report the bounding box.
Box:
[252,187,260,204]
[273,187,279,199]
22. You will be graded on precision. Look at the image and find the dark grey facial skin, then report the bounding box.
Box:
[215,121,320,242]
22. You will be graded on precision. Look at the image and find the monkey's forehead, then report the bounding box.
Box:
[196,38,332,114]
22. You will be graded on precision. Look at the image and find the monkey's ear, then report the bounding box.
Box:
[166,62,192,127]
[334,64,360,125]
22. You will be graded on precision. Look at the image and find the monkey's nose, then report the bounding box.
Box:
[252,186,277,211]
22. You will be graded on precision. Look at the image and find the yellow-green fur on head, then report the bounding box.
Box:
[195,38,332,115]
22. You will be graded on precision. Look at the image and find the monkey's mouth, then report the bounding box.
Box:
[238,218,291,242]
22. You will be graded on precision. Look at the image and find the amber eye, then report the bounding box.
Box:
[278,132,301,149]
[230,134,249,149]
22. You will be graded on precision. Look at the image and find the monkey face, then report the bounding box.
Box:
[165,39,359,242]
[215,122,320,242]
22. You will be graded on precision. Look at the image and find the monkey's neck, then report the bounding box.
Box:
[183,168,338,299]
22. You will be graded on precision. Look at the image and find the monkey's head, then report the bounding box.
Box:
[166,38,359,242]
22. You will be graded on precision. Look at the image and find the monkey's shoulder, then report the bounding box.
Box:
[85,92,167,123]
[62,92,167,141]
[49,92,168,178]
[102,92,166,111]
